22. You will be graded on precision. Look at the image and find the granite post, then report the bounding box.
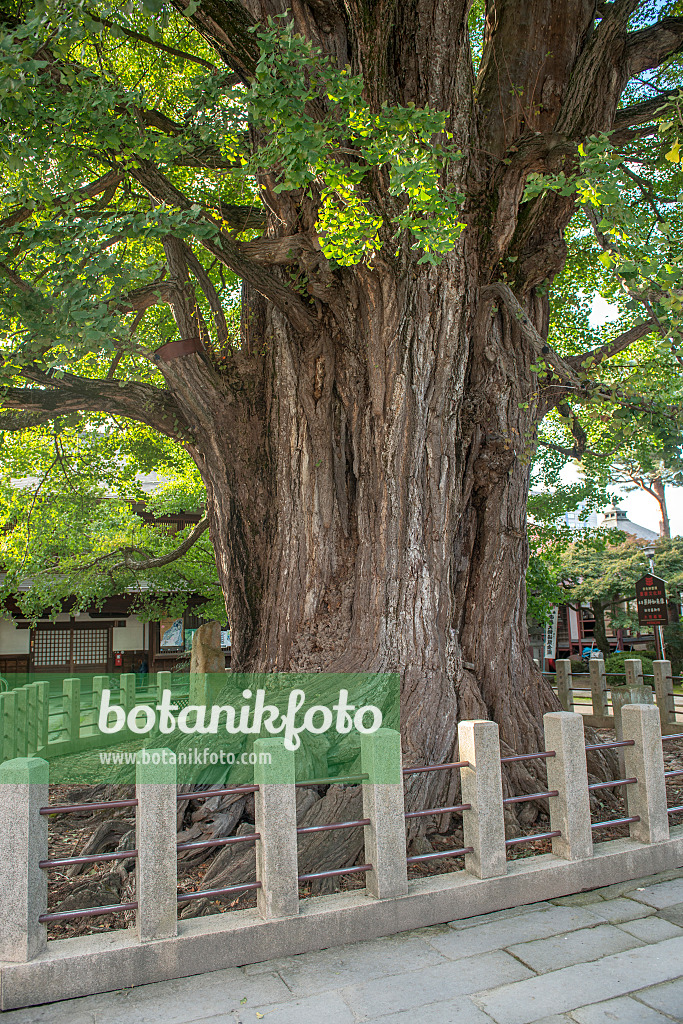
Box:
[555,660,574,712]
[0,757,48,961]
[361,727,408,899]
[621,703,669,844]
[136,748,178,942]
[589,658,609,718]
[458,719,506,879]
[544,711,592,860]
[653,660,675,729]
[254,738,299,920]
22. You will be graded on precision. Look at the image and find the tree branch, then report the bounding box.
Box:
[0,378,190,440]
[612,91,679,133]
[480,282,583,389]
[126,158,318,335]
[170,0,259,83]
[566,319,657,372]
[626,17,683,76]
[83,9,220,72]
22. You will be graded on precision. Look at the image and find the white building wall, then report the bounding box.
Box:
[0,618,30,655]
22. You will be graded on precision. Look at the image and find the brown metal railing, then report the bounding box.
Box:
[405,802,471,820]
[176,784,259,802]
[591,816,640,831]
[176,834,259,853]
[663,733,683,742]
[505,831,560,847]
[295,774,368,787]
[503,790,558,806]
[403,760,469,775]
[588,778,637,792]
[407,846,473,864]
[40,798,138,815]
[297,819,370,836]
[585,740,635,752]
[500,751,555,764]
[39,902,138,923]
[298,864,372,882]
[40,849,137,869]
[178,881,261,904]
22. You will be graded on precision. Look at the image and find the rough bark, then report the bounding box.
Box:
[5,1,677,870]
[652,476,671,539]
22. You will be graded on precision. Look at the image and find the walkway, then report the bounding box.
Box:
[3,868,683,1024]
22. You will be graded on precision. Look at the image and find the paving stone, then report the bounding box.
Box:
[472,935,683,1024]
[359,996,497,1023]
[629,877,683,909]
[448,901,553,929]
[658,903,683,928]
[506,924,643,973]
[636,977,683,1018]
[583,897,655,924]
[589,867,683,901]
[341,950,534,1021]
[252,933,446,996]
[571,995,675,1023]
[250,991,356,1023]
[617,915,683,942]
[548,892,604,907]
[425,906,600,961]
[0,968,293,1024]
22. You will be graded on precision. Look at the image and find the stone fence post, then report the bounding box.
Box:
[589,658,609,718]
[544,712,592,861]
[35,681,49,754]
[156,670,172,704]
[63,677,81,752]
[14,685,27,758]
[0,756,48,962]
[119,673,136,716]
[555,659,574,712]
[625,658,644,688]
[458,719,506,879]
[361,727,408,899]
[621,703,669,845]
[0,689,17,763]
[254,737,299,920]
[653,661,675,729]
[136,749,177,942]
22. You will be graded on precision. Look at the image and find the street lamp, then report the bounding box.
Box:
[643,543,664,659]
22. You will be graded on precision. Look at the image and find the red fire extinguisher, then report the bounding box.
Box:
[114,652,123,667]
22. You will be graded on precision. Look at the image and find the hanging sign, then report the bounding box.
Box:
[635,574,669,627]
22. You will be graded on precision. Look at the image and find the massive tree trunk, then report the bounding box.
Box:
[5,1,678,830]
[161,0,639,792]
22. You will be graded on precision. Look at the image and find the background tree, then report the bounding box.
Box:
[560,533,683,658]
[0,418,223,621]
[3,1,683,821]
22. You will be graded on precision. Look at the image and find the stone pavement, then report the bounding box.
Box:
[2,868,683,1024]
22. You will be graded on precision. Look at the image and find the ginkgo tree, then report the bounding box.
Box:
[3,0,683,799]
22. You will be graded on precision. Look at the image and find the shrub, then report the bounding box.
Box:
[604,651,655,678]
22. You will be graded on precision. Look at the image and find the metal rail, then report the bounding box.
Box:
[39,849,137,869]
[403,760,469,775]
[663,734,683,742]
[298,864,372,882]
[407,846,473,864]
[176,834,259,853]
[500,751,555,764]
[39,901,138,923]
[503,790,558,806]
[405,802,471,820]
[664,769,683,779]
[585,740,635,752]
[176,785,259,802]
[505,830,561,847]
[296,819,370,836]
[40,798,138,815]
[591,816,640,830]
[668,805,683,815]
[588,778,637,792]
[177,882,261,904]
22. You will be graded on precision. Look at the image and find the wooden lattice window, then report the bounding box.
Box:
[33,629,71,668]
[32,627,109,669]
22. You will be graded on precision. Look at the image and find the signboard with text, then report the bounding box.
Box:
[635,574,669,627]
